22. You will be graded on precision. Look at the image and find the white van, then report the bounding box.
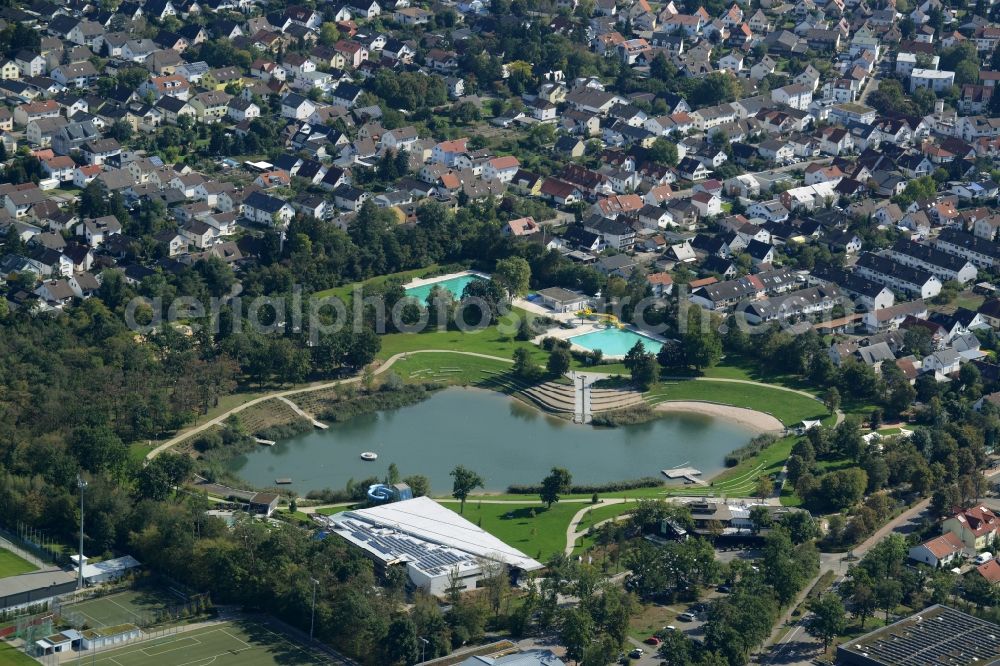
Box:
[974,552,994,565]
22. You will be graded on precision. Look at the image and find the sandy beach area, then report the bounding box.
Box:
[654,401,785,433]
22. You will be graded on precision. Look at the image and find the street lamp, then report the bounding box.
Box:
[309,578,319,641]
[419,636,430,663]
[76,474,87,591]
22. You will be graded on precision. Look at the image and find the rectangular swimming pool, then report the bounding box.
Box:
[404,274,485,303]
[569,327,665,357]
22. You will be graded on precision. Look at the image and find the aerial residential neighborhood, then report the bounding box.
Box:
[5,0,1000,664]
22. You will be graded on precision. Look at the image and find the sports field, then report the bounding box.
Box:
[86,621,334,666]
[61,589,185,628]
[0,548,36,579]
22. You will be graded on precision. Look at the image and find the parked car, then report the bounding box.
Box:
[677,612,696,622]
[717,584,732,593]
[629,648,644,658]
[644,636,661,646]
[975,552,994,565]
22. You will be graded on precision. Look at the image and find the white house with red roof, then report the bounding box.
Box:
[942,505,1000,551]
[908,532,965,568]
[431,138,469,166]
[483,156,520,183]
[647,272,674,296]
[73,164,102,188]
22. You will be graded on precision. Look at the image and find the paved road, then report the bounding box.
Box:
[859,76,880,106]
[858,52,885,107]
[760,467,1000,665]
[671,157,833,199]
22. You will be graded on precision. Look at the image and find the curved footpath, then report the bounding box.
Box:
[564,498,631,555]
[146,350,512,460]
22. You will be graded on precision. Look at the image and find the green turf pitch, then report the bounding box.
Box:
[0,548,36,579]
[62,589,183,628]
[85,622,333,666]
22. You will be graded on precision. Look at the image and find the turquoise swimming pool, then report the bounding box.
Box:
[404,274,485,302]
[569,327,665,357]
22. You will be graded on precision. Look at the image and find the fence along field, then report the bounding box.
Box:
[56,588,208,629]
[57,621,334,666]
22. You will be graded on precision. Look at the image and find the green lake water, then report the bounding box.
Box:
[226,388,754,494]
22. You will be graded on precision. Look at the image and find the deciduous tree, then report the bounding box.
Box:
[450,466,484,513]
[540,467,572,508]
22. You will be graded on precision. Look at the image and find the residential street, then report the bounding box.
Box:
[670,157,833,199]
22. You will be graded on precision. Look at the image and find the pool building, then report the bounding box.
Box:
[324,496,542,596]
[535,287,592,313]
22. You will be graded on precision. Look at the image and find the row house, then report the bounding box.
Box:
[935,228,1000,270]
[886,239,979,284]
[742,284,844,324]
[854,253,943,299]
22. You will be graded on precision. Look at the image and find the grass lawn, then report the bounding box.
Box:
[377,313,628,375]
[85,620,332,666]
[386,352,515,388]
[378,309,545,361]
[948,292,985,313]
[0,548,36,579]
[700,357,819,395]
[443,501,581,561]
[0,642,36,665]
[645,380,827,426]
[629,602,685,642]
[312,265,442,303]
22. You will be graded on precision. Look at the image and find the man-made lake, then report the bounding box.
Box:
[227,388,754,494]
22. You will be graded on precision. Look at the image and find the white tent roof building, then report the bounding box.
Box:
[326,497,542,596]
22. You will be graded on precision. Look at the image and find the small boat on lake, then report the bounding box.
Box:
[360,452,378,461]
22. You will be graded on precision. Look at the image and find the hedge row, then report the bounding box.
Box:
[724,433,779,467]
[506,477,663,494]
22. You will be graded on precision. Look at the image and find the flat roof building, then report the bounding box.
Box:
[910,69,956,93]
[76,555,141,585]
[535,286,591,313]
[837,604,1000,665]
[325,497,542,596]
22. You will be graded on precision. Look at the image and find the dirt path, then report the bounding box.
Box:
[146,350,513,460]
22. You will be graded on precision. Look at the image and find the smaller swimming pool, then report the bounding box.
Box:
[405,274,486,303]
[569,327,665,357]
